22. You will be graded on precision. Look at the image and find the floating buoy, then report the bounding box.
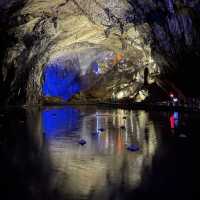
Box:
[127,144,140,152]
[78,139,87,145]
[98,128,105,132]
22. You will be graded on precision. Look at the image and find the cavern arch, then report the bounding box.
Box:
[1,0,200,105]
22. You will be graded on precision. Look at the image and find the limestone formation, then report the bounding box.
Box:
[0,0,200,104]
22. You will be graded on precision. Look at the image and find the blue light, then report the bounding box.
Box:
[42,63,81,101]
[42,106,80,137]
[91,61,100,75]
[174,112,179,128]
[174,112,179,120]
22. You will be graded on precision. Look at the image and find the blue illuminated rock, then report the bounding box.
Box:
[43,62,81,101]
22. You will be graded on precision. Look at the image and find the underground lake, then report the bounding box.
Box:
[0,106,197,200]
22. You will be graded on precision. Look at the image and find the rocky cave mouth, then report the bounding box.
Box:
[1,0,200,105]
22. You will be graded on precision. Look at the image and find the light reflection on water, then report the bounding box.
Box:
[42,106,157,199]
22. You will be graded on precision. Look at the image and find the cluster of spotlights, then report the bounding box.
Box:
[170,93,178,103]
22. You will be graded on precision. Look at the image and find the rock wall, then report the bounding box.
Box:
[0,0,200,105]
[127,0,200,96]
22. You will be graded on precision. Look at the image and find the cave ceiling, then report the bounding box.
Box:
[0,0,200,104]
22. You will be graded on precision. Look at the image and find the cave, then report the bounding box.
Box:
[1,1,200,105]
[0,1,199,200]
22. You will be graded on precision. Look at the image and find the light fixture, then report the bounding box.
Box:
[173,98,178,102]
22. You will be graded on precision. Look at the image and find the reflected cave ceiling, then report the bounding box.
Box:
[0,0,200,104]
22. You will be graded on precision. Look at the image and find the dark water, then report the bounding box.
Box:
[0,106,198,200]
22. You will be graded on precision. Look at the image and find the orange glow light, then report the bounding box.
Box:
[112,52,124,65]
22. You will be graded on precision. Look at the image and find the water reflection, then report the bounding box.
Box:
[168,111,192,139]
[42,107,80,136]
[0,106,196,200]
[42,106,158,199]
[170,112,179,129]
